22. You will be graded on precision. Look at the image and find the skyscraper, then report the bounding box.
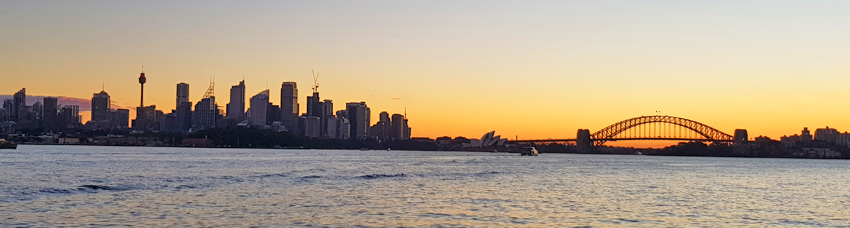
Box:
[391,113,405,140]
[43,97,58,132]
[91,91,110,122]
[346,102,370,139]
[248,89,270,126]
[226,80,246,121]
[321,99,334,137]
[176,83,189,108]
[280,82,299,133]
[193,97,218,131]
[175,83,192,132]
[12,88,26,121]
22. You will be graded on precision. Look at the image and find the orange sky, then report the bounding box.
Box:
[2,1,849,148]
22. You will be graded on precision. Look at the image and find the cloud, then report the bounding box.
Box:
[391,97,402,100]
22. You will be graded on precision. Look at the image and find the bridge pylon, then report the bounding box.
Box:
[576,129,592,153]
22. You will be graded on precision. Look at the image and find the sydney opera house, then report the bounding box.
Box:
[462,131,508,148]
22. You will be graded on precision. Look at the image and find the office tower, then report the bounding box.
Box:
[133,105,157,131]
[12,88,25,121]
[266,104,279,126]
[371,111,391,140]
[345,102,370,139]
[306,92,321,117]
[299,115,321,138]
[227,80,246,121]
[391,113,405,140]
[193,97,218,131]
[113,109,130,128]
[280,82,299,133]
[59,105,80,128]
[91,91,110,122]
[337,118,351,139]
[175,83,192,132]
[193,79,218,131]
[248,90,270,126]
[176,83,189,108]
[138,67,146,107]
[43,97,58,132]
[31,101,42,122]
[321,99,334,137]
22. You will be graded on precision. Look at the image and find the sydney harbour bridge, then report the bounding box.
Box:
[512,115,748,152]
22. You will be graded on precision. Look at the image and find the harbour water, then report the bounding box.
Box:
[1,145,849,227]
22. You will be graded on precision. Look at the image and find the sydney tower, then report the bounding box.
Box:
[139,67,146,107]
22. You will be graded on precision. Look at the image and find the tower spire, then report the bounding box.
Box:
[138,66,147,107]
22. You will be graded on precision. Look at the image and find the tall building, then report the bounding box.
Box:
[299,115,321,138]
[248,89,270,127]
[321,99,334,137]
[176,83,189,108]
[58,105,80,128]
[306,92,322,117]
[113,109,130,129]
[280,82,299,133]
[43,97,58,132]
[193,97,218,131]
[12,88,26,121]
[133,105,158,131]
[391,113,405,140]
[346,102,371,139]
[227,80,246,121]
[91,91,110,122]
[175,83,192,132]
[371,111,391,140]
[267,104,280,126]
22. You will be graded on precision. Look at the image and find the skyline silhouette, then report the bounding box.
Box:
[3,1,850,147]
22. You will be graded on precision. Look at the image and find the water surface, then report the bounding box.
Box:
[1,145,848,227]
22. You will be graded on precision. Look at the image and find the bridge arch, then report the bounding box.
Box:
[590,115,733,146]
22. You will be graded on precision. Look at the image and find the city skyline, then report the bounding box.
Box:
[2,1,850,146]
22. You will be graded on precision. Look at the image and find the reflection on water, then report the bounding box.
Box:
[1,145,849,227]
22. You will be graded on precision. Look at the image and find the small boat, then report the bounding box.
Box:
[0,139,17,149]
[520,147,538,156]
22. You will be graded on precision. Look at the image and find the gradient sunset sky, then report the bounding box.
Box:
[2,1,849,147]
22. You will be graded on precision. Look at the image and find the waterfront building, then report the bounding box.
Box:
[226,80,246,121]
[248,90,270,127]
[345,102,370,139]
[280,82,299,133]
[462,131,507,148]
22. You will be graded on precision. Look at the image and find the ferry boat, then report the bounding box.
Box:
[520,147,538,156]
[0,139,17,149]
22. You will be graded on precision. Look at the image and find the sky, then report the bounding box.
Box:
[1,1,849,147]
